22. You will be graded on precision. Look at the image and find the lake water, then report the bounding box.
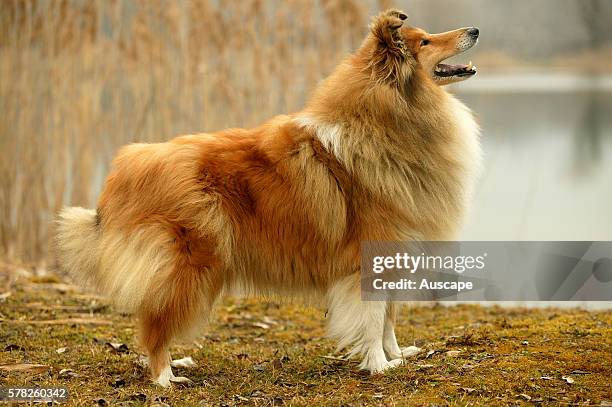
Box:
[452,74,612,242]
[451,73,612,309]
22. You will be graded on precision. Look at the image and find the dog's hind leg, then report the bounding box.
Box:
[327,275,402,373]
[138,254,222,387]
[383,303,421,360]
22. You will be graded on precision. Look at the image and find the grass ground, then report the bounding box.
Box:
[1,263,611,406]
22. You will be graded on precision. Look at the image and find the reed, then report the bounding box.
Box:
[0,0,376,263]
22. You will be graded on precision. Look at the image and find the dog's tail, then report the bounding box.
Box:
[56,206,172,311]
[56,207,102,293]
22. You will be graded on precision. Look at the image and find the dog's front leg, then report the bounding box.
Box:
[327,275,403,373]
[383,303,421,360]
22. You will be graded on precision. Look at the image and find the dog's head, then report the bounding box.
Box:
[364,9,479,87]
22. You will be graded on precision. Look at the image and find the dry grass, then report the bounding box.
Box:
[1,262,611,406]
[0,0,373,262]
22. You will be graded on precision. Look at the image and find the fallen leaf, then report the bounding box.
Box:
[417,364,434,370]
[0,291,11,302]
[169,376,194,387]
[561,376,575,384]
[262,316,278,325]
[56,347,67,354]
[152,396,169,403]
[128,393,147,402]
[252,322,270,329]
[4,344,25,351]
[58,368,78,378]
[106,342,129,353]
[445,350,462,357]
[0,363,50,373]
[111,377,125,387]
[461,387,476,394]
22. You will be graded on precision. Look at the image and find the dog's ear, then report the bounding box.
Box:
[367,9,413,86]
[369,9,408,57]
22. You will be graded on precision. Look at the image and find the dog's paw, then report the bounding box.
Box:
[388,345,422,360]
[370,358,404,374]
[170,356,197,368]
[154,366,174,388]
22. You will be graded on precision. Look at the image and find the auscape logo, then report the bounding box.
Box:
[372,277,473,292]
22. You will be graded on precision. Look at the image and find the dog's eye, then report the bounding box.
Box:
[420,39,430,46]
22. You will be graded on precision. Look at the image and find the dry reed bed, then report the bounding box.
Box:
[0,0,381,262]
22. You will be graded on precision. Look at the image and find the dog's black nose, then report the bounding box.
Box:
[467,27,479,38]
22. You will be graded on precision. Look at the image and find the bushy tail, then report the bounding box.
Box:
[56,207,171,311]
[56,207,102,290]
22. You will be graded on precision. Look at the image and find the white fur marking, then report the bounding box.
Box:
[294,116,344,162]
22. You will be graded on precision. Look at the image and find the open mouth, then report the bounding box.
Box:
[434,61,476,79]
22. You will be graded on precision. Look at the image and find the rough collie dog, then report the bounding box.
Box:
[57,9,481,386]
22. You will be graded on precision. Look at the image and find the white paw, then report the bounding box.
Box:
[388,346,422,359]
[398,345,421,358]
[171,356,197,368]
[370,358,404,374]
[154,366,175,388]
